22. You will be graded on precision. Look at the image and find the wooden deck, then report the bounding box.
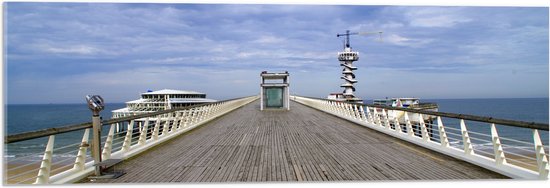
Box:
[85,100,506,183]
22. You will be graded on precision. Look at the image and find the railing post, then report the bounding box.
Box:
[372,107,379,125]
[335,102,341,115]
[197,106,205,122]
[176,112,185,130]
[359,105,367,122]
[121,120,135,152]
[171,112,178,131]
[190,108,198,124]
[101,124,116,160]
[381,109,390,129]
[352,105,360,119]
[322,100,328,111]
[461,119,474,155]
[170,112,179,130]
[204,104,212,119]
[346,104,355,119]
[405,112,413,136]
[182,110,190,128]
[490,123,506,165]
[153,116,161,140]
[138,118,150,145]
[419,114,429,141]
[34,135,55,184]
[74,129,90,171]
[533,129,549,178]
[162,116,170,136]
[437,117,450,148]
[201,106,208,121]
[340,103,346,116]
[394,112,401,133]
[195,107,202,122]
[342,103,349,117]
[164,113,172,132]
[366,106,373,123]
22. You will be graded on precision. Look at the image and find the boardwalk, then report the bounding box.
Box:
[86,100,506,183]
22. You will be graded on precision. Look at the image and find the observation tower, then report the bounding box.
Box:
[337,30,363,103]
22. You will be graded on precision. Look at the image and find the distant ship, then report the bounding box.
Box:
[112,89,216,118]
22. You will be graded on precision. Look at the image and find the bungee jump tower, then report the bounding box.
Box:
[336,30,363,104]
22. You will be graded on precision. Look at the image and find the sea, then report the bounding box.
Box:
[3,98,549,160]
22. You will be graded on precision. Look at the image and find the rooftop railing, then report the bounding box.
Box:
[4,96,258,184]
[291,95,549,179]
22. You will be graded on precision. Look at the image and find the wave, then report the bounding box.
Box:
[446,140,538,151]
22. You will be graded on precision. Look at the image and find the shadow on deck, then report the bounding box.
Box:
[83,100,506,183]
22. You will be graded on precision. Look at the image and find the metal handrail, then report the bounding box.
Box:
[293,95,549,130]
[5,96,255,144]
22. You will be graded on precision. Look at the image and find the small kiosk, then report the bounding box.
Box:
[260,71,290,111]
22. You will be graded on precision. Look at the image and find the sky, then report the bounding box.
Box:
[3,2,549,104]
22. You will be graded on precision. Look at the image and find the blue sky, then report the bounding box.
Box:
[4,3,549,104]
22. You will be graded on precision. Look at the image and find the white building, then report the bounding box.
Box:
[112,89,216,118]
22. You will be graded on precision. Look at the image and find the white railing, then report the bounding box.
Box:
[291,95,549,180]
[5,96,258,184]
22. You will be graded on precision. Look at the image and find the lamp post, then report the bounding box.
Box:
[86,95,104,176]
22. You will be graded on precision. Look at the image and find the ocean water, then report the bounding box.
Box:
[4,103,126,159]
[363,98,549,149]
[4,98,549,159]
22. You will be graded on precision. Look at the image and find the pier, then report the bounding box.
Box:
[83,100,504,183]
[4,95,548,184]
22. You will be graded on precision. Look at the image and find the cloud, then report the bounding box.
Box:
[4,3,548,103]
[409,14,471,28]
[383,34,433,47]
[253,35,286,44]
[402,7,472,27]
[44,44,103,55]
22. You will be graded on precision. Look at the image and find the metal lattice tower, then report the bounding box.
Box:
[337,30,363,103]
